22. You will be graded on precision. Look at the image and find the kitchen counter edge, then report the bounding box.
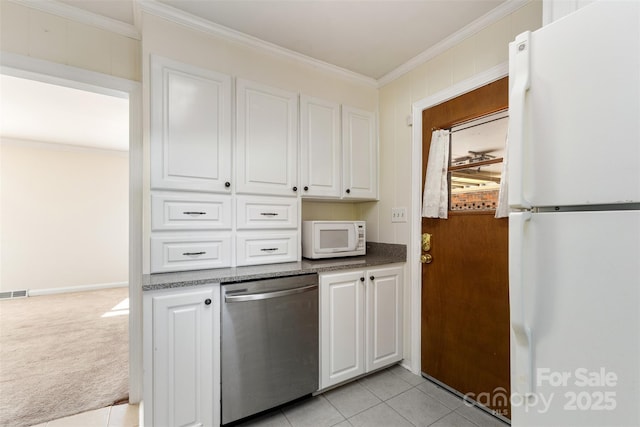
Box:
[142,242,406,291]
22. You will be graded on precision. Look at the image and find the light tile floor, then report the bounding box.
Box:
[30,403,139,427]
[34,365,507,427]
[237,365,508,427]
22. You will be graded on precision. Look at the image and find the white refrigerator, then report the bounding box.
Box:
[508,1,640,426]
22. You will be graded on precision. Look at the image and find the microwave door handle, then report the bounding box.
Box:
[349,223,358,251]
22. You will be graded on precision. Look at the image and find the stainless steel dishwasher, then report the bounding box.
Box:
[221,274,318,424]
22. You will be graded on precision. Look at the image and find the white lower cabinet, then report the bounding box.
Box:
[319,264,403,389]
[143,284,220,427]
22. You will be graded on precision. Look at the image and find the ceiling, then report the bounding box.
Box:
[1,0,511,151]
[0,75,129,151]
[58,0,508,80]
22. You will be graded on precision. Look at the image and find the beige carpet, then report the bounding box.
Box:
[0,287,129,427]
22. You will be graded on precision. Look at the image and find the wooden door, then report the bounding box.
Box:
[421,78,511,418]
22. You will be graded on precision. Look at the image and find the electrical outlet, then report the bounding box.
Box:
[391,207,407,223]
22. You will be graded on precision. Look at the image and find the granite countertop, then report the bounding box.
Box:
[143,242,406,291]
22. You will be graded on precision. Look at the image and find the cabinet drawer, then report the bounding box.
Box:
[236,197,298,229]
[151,234,231,273]
[236,232,298,266]
[151,194,232,231]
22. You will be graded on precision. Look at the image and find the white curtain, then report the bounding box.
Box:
[495,129,509,218]
[422,130,450,219]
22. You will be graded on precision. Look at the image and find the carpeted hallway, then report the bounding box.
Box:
[0,287,129,427]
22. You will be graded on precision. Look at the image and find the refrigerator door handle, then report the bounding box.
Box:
[508,31,532,209]
[509,211,534,396]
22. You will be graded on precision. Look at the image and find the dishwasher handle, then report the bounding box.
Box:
[224,284,317,303]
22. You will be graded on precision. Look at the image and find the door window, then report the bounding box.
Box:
[448,111,508,211]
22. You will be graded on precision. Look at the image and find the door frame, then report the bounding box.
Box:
[408,62,508,374]
[0,52,143,402]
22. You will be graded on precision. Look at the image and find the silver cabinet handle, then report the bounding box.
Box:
[183,251,205,256]
[183,211,206,215]
[225,284,317,302]
[260,212,279,216]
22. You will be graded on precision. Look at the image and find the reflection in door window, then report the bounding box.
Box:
[448,111,508,211]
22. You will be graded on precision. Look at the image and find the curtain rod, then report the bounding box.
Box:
[432,114,508,134]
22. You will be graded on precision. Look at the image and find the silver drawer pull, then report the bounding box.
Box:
[183,211,206,215]
[260,248,278,252]
[260,212,279,216]
[183,251,206,256]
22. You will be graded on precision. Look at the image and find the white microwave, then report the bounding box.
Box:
[302,221,366,259]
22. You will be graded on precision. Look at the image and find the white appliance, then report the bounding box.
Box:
[302,220,365,259]
[508,2,640,426]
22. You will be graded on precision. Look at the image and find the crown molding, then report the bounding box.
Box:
[9,0,140,40]
[136,0,378,88]
[378,0,530,87]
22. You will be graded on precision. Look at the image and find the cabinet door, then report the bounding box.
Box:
[342,106,378,200]
[236,79,298,197]
[320,270,366,389]
[151,286,219,427]
[150,56,232,193]
[300,95,341,198]
[366,266,403,371]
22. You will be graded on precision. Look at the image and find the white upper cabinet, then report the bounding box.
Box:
[300,95,342,198]
[236,79,298,197]
[150,55,232,193]
[342,106,378,200]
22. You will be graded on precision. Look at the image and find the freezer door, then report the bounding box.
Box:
[508,1,640,208]
[510,210,640,426]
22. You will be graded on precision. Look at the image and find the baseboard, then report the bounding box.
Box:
[400,360,418,375]
[27,281,128,297]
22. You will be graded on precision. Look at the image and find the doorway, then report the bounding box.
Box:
[0,53,142,417]
[0,73,130,425]
[419,78,510,419]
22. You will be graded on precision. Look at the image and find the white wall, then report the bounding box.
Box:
[543,0,595,25]
[0,1,140,81]
[373,0,542,369]
[140,13,377,110]
[0,139,129,293]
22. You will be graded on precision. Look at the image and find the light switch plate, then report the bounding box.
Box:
[391,207,407,223]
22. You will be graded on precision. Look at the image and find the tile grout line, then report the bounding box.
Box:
[382,399,423,427]
[425,408,461,427]
[319,394,347,426]
[387,383,458,427]
[280,408,294,427]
